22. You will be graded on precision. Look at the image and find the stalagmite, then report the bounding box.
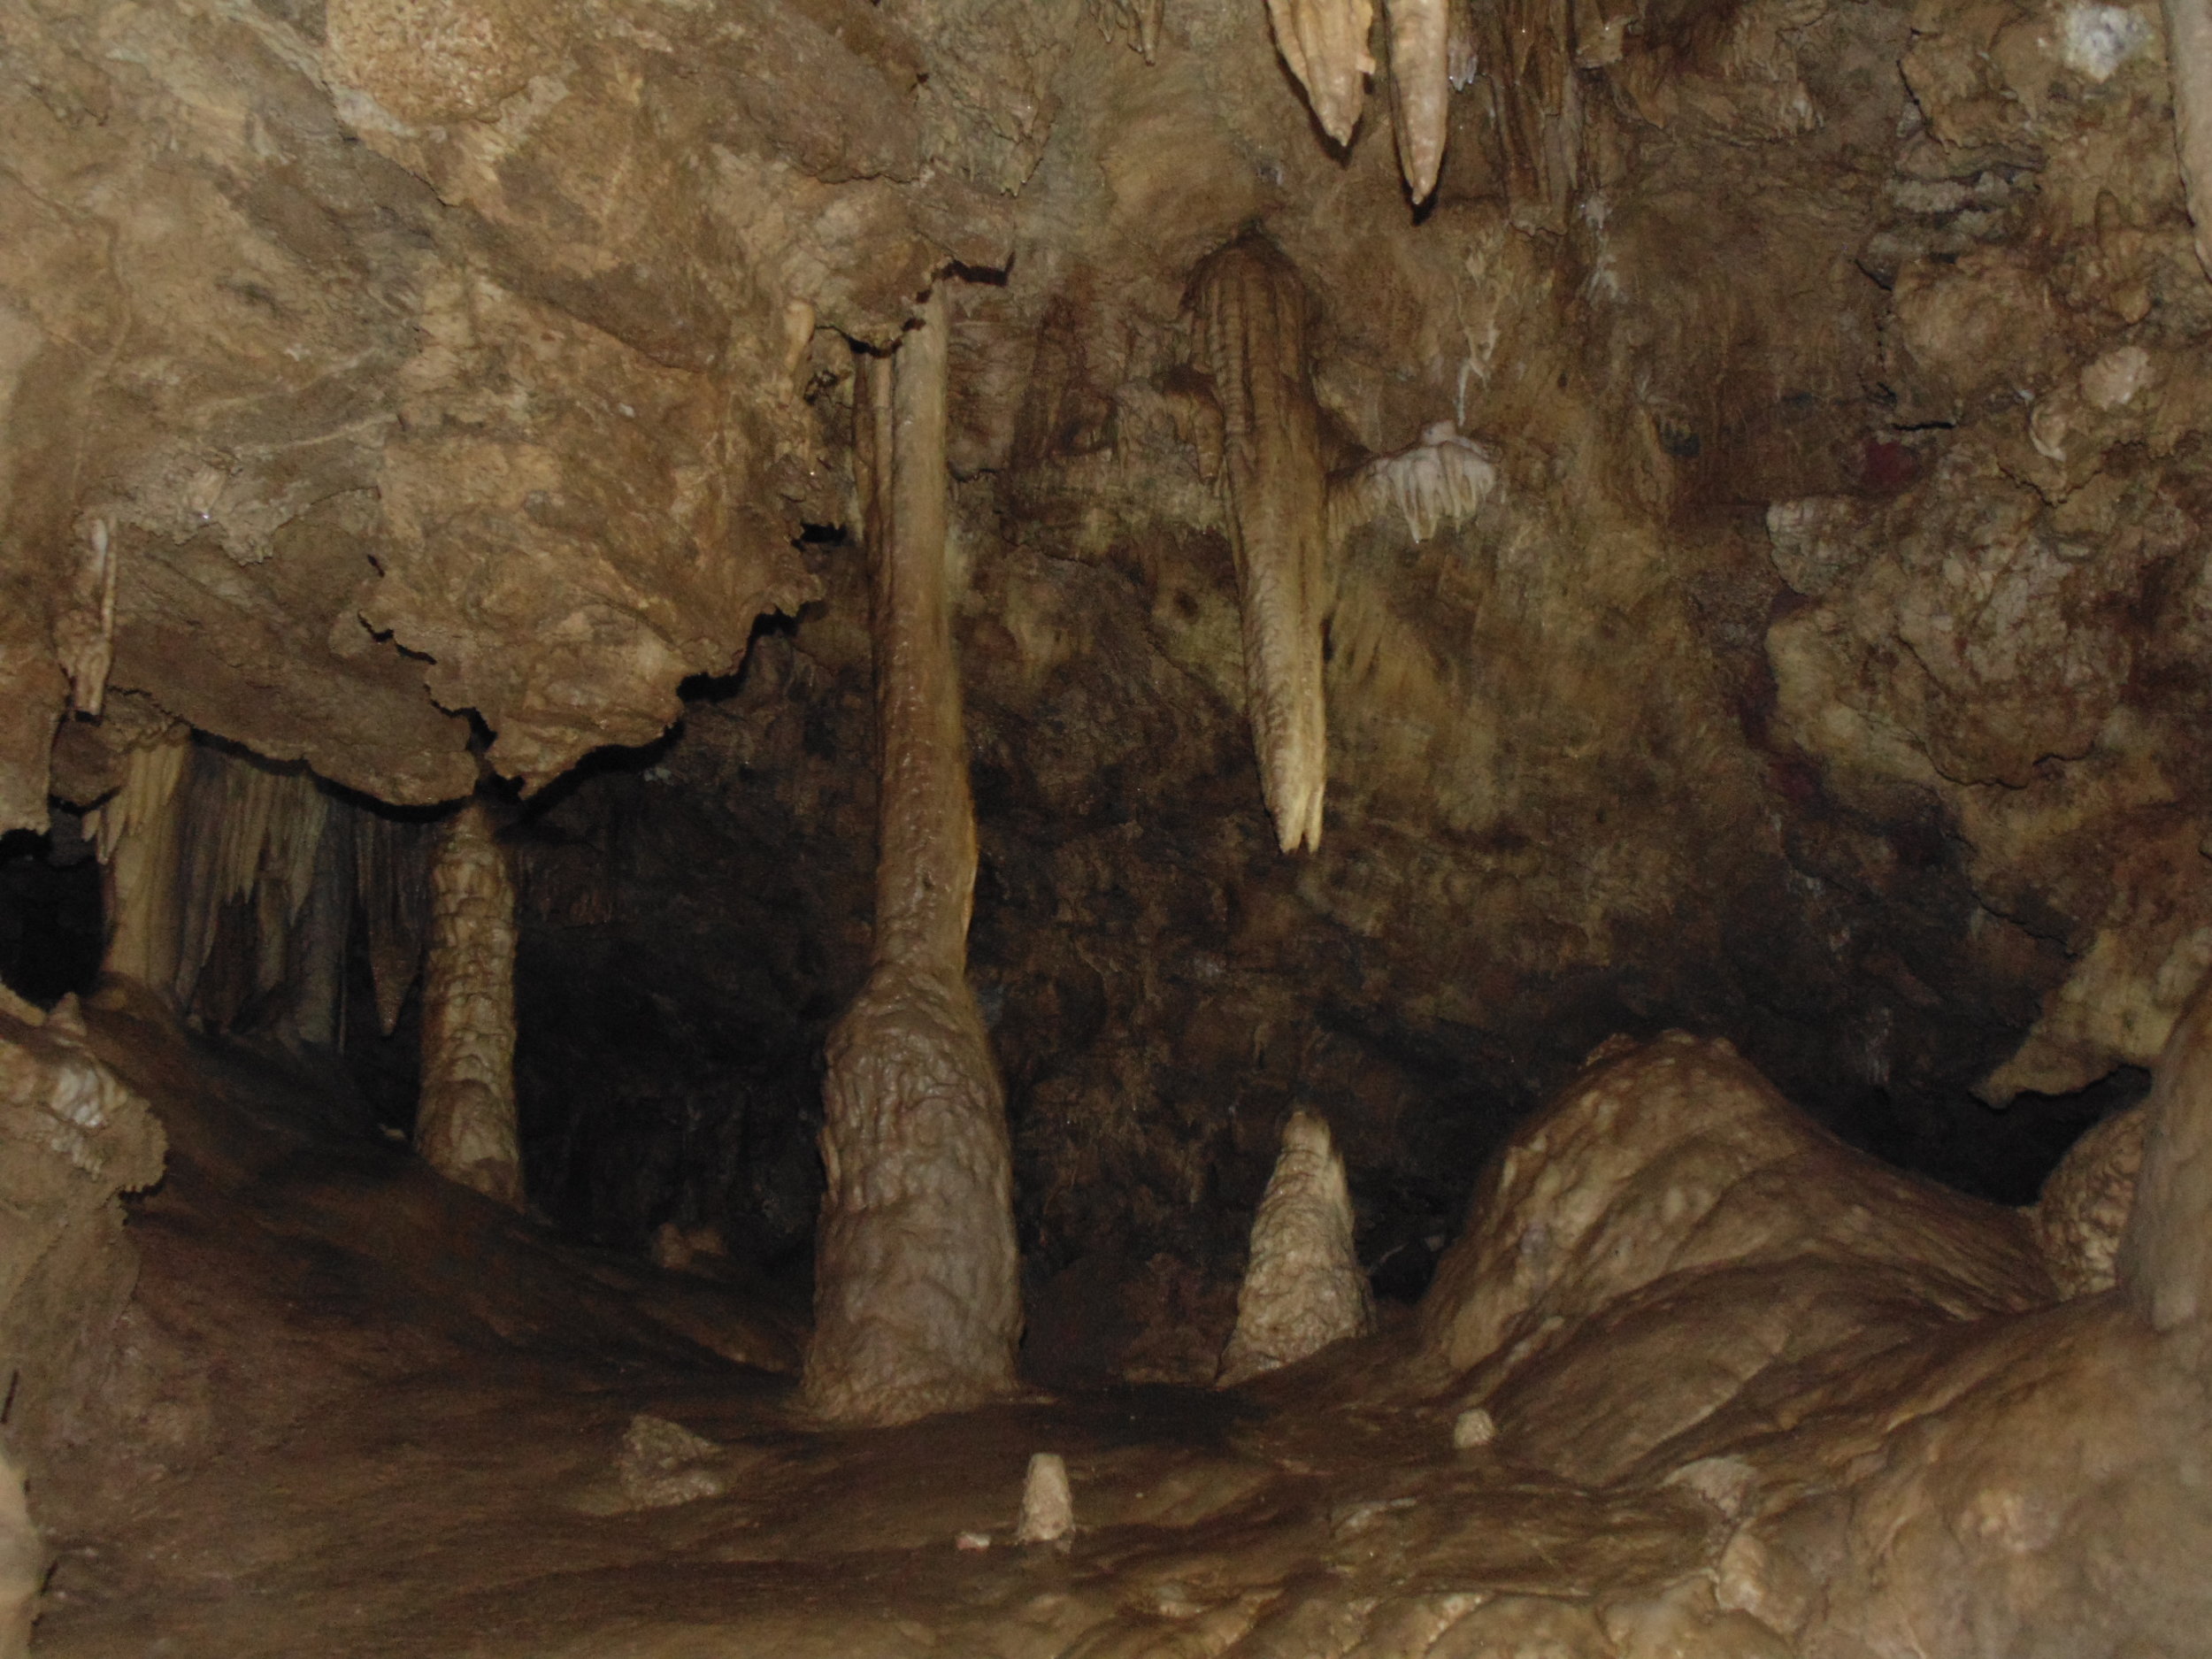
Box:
[87,730,190,996]
[801,292,1021,1426]
[1264,0,1375,144]
[1383,0,1451,200]
[415,801,524,1210]
[2165,0,2212,280]
[1194,238,1331,854]
[1015,1452,1073,1544]
[2033,1102,2146,1297]
[1217,1109,1372,1386]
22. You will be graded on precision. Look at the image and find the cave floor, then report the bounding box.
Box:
[34,1007,1724,1659]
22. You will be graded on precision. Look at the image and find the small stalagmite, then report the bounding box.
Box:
[416,800,524,1210]
[1015,1452,1074,1545]
[802,291,1022,1426]
[1217,1109,1373,1386]
[1193,237,1331,854]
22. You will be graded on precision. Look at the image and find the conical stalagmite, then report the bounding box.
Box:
[1217,1109,1372,1385]
[802,292,1021,1426]
[416,801,523,1210]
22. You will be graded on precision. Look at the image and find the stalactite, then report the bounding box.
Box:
[1264,0,1376,144]
[2167,0,2212,280]
[291,810,353,1048]
[87,728,189,996]
[803,293,1022,1426]
[1384,0,1452,200]
[1194,236,1331,853]
[171,745,328,1018]
[52,519,116,718]
[1327,421,1498,547]
[1473,0,1581,229]
[1089,0,1165,61]
[416,800,523,1210]
[1217,1109,1372,1386]
[354,814,434,1036]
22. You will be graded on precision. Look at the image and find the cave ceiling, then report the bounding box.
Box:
[7,0,2212,1262]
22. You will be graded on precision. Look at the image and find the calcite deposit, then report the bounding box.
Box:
[1217,1107,1373,1385]
[416,801,524,1210]
[803,295,1021,1426]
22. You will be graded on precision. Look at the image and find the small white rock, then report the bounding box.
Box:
[1452,1406,1497,1449]
[1016,1452,1074,1545]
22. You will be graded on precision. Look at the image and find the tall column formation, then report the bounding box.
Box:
[2167,0,2212,280]
[416,800,524,1210]
[1194,237,1331,853]
[803,291,1021,1425]
[89,730,190,997]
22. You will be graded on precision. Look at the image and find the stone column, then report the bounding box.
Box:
[416,800,523,1209]
[802,291,1021,1425]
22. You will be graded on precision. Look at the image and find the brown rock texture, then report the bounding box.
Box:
[0,989,165,1560]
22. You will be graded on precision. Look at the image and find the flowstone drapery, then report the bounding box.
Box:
[802,292,1021,1426]
[416,801,524,1210]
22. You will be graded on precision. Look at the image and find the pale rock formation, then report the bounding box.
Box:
[1263,0,1376,145]
[86,729,189,998]
[1382,0,1451,201]
[1217,1109,1373,1386]
[803,293,1021,1426]
[1414,1002,2212,1656]
[2032,1102,2146,1296]
[614,1414,723,1511]
[1015,1451,1074,1544]
[416,802,524,1210]
[51,520,115,718]
[2166,0,2212,280]
[0,1448,35,1659]
[1417,1032,2050,1483]
[1328,423,1498,548]
[1192,237,1332,854]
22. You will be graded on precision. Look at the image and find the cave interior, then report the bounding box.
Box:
[2,0,2211,1651]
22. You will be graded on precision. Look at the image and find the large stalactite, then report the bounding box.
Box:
[802,293,1021,1426]
[1193,236,1333,855]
